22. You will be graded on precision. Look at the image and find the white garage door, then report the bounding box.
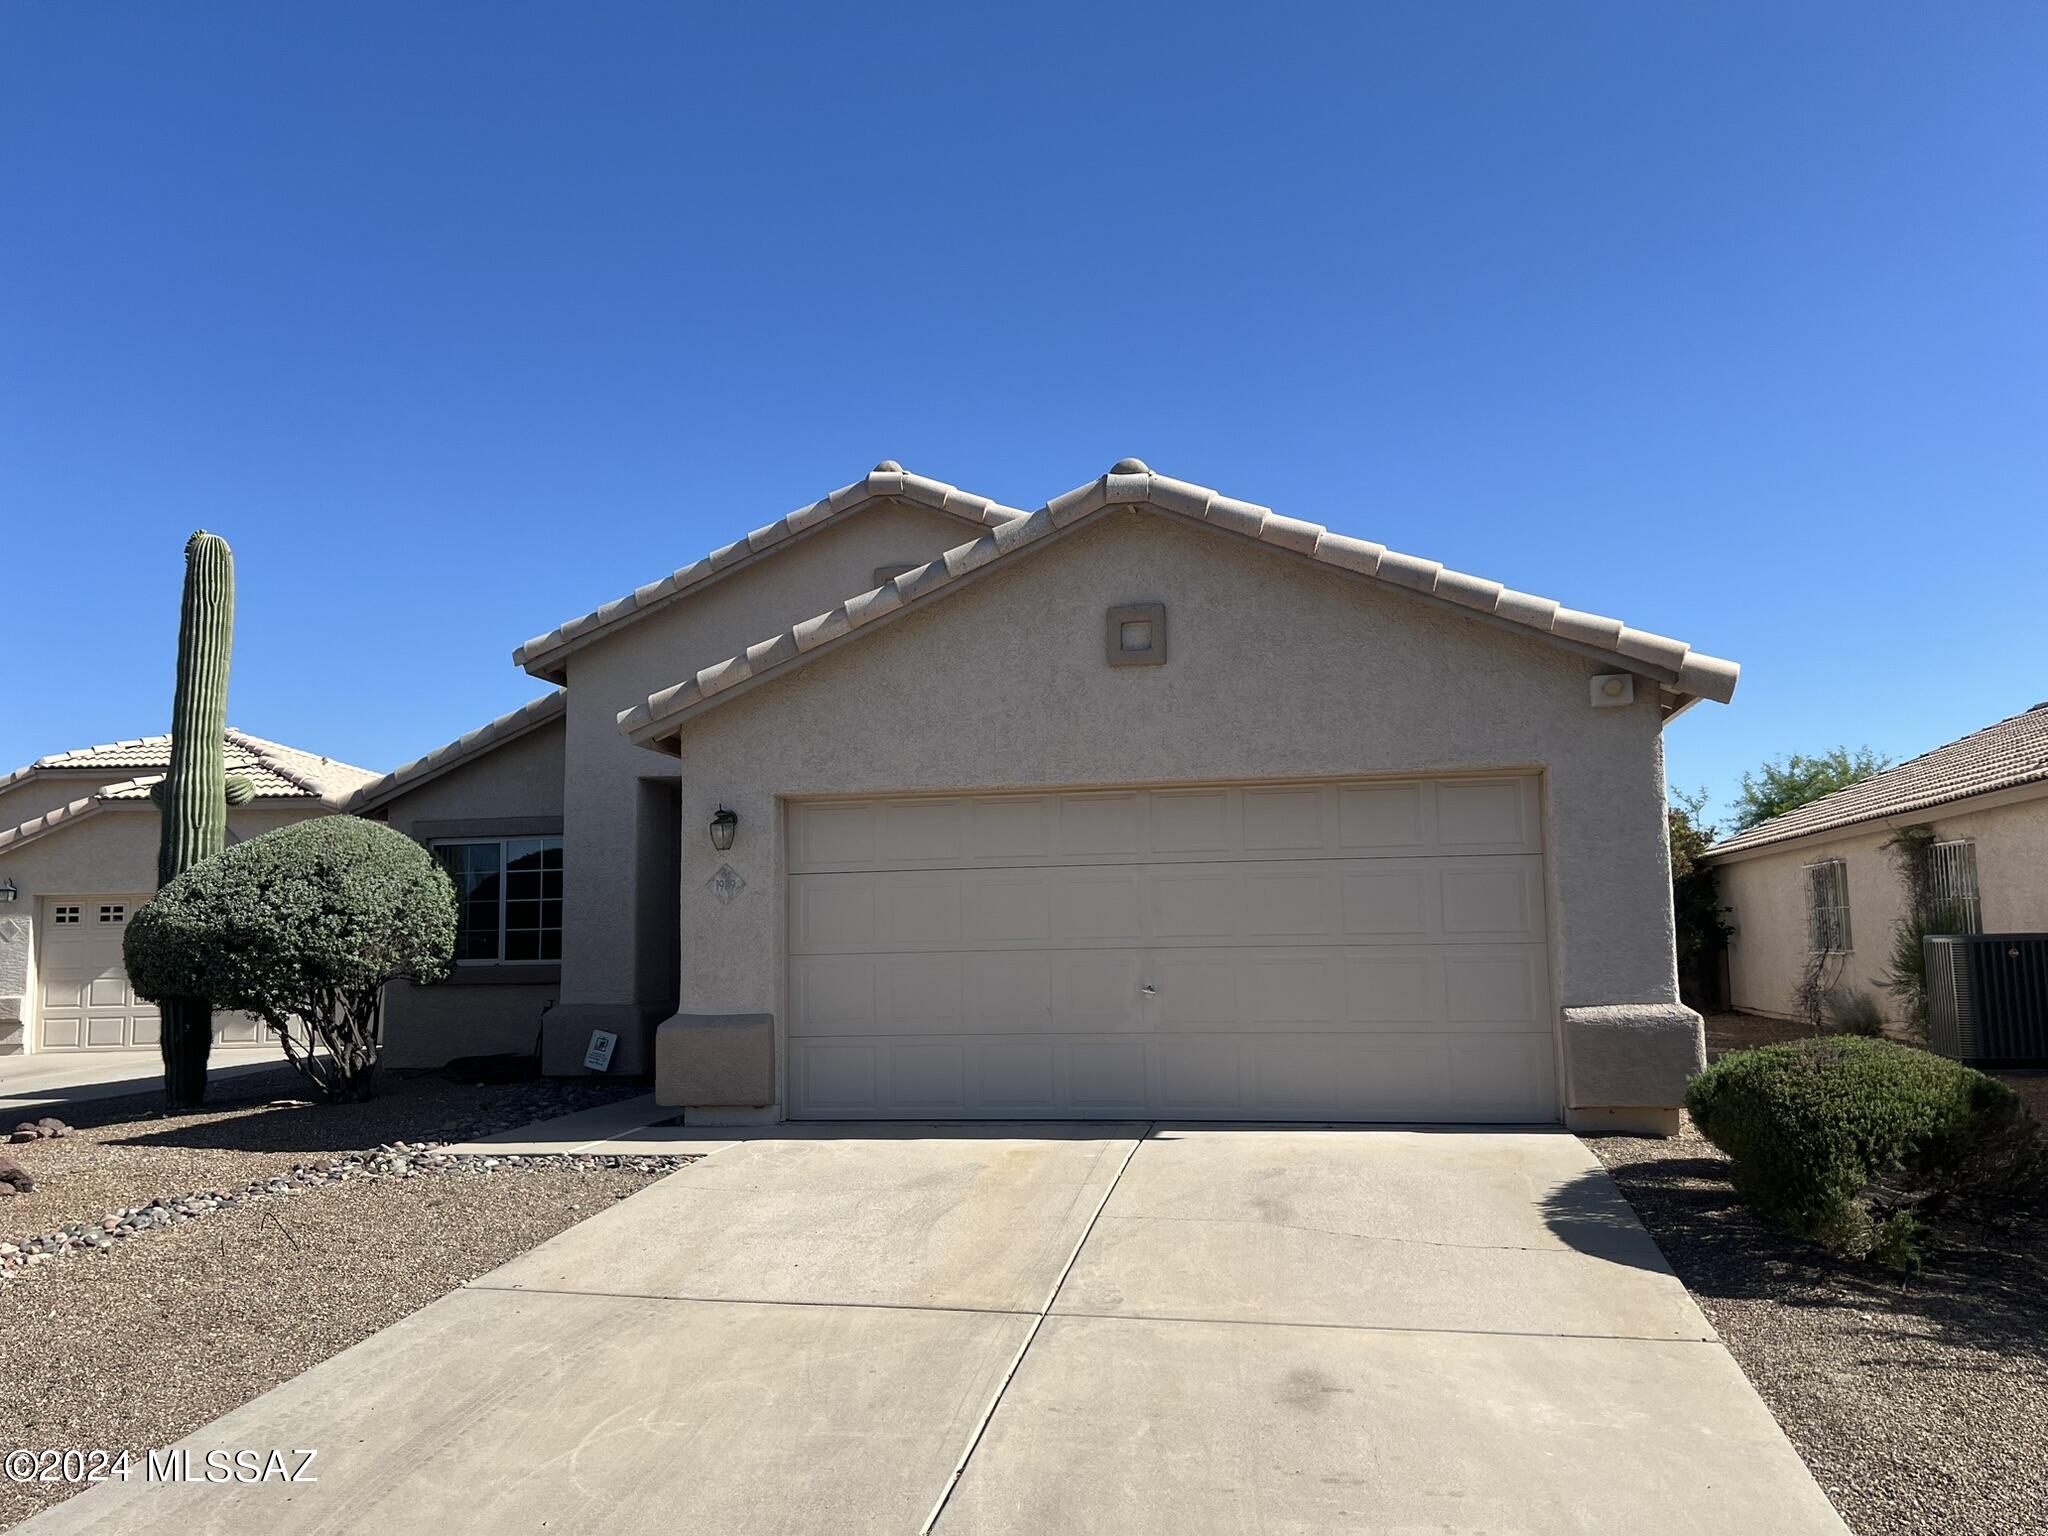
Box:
[786,778,1557,1122]
[37,896,269,1051]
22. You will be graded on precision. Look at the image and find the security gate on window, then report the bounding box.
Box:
[785,777,1557,1122]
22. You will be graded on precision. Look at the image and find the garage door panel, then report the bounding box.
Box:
[40,1012,83,1049]
[791,801,877,868]
[1242,786,1325,851]
[877,799,965,862]
[1054,872,1147,944]
[889,1043,967,1110]
[1150,870,1240,939]
[1056,793,1141,857]
[794,879,877,950]
[1440,861,1544,939]
[966,796,1052,861]
[1063,952,1146,1029]
[877,878,964,946]
[976,956,1052,1033]
[796,1041,879,1111]
[789,779,1542,877]
[1437,778,1541,850]
[1339,868,1433,937]
[791,956,878,1034]
[1444,950,1549,1027]
[878,954,965,1027]
[1148,789,1232,854]
[977,1041,1058,1109]
[1344,952,1442,1026]
[786,780,1555,1122]
[964,873,1052,943]
[1067,1039,1149,1108]
[86,1014,129,1048]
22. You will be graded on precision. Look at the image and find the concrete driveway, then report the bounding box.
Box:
[25,1124,1846,1535]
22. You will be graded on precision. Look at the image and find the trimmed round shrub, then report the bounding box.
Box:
[126,816,455,1101]
[1686,1036,2047,1267]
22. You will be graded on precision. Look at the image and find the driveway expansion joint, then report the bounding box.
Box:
[919,1124,1153,1536]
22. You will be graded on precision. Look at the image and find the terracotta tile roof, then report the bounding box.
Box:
[0,729,377,805]
[617,460,1740,747]
[1706,704,2048,859]
[346,691,566,814]
[514,463,1027,683]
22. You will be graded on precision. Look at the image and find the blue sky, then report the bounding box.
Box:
[4,3,2042,829]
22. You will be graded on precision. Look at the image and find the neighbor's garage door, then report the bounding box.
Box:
[37,896,269,1051]
[786,778,1557,1122]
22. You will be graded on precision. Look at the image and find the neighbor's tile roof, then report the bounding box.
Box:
[617,459,1741,746]
[514,463,1028,682]
[0,729,377,805]
[0,730,379,856]
[1706,703,2048,858]
[346,691,566,815]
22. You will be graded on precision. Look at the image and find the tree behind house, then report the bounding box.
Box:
[1733,746,1890,831]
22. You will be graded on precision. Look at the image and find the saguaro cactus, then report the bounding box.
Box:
[154,531,235,1109]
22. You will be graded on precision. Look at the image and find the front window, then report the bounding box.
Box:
[432,837,563,964]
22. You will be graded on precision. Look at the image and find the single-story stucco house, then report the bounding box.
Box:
[351,458,1738,1133]
[1704,702,2048,1024]
[0,730,379,1055]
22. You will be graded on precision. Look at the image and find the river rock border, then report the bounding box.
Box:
[0,1140,692,1280]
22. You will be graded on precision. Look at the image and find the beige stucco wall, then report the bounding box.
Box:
[656,508,1684,1115]
[368,715,568,1068]
[549,500,990,1043]
[1714,786,2048,1023]
[0,801,325,1054]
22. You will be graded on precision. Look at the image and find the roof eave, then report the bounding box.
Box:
[618,466,1740,752]
[347,692,567,815]
[513,467,1024,682]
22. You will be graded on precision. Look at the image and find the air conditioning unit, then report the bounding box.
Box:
[1925,934,2048,1067]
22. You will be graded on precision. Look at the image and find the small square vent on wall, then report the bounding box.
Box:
[1106,603,1167,666]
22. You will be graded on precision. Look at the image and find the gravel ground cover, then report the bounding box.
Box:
[0,1066,645,1250]
[0,1156,671,1530]
[1587,1011,2048,1536]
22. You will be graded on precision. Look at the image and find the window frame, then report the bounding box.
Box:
[429,835,563,967]
[1802,858,1853,953]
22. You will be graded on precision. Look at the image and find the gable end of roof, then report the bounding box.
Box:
[616,462,1740,750]
[346,691,567,815]
[513,464,1027,683]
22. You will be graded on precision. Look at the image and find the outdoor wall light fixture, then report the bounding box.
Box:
[0,879,16,903]
[709,806,739,853]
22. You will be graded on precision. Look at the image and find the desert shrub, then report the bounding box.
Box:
[1822,986,1887,1038]
[126,816,455,1101]
[1686,1037,2047,1267]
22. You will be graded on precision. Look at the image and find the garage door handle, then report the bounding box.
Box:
[1141,985,1157,995]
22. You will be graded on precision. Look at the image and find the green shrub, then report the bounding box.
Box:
[1686,1037,2047,1267]
[126,816,455,1101]
[1823,986,1887,1037]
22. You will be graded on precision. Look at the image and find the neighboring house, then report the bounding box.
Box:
[1705,703,2048,1024]
[359,457,1739,1134]
[0,730,380,1055]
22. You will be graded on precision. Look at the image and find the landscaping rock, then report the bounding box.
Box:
[0,1155,34,1193]
[7,1131,33,1144]
[35,1117,71,1138]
